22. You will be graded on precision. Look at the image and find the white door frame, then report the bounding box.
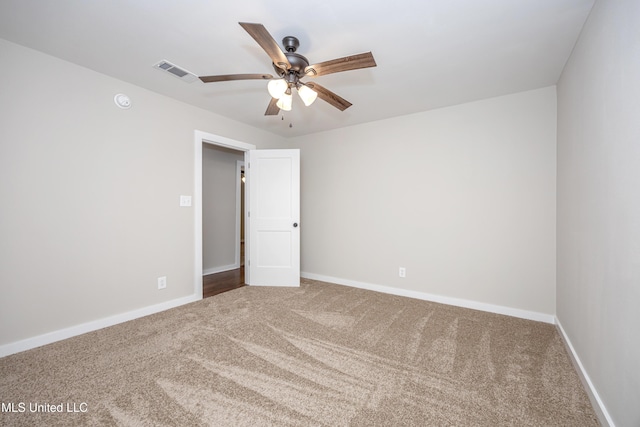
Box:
[235,160,244,267]
[194,130,255,298]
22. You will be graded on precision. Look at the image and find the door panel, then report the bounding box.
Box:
[247,149,300,286]
[257,157,293,219]
[257,231,292,267]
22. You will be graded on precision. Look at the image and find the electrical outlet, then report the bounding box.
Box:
[157,276,167,289]
[399,267,406,278]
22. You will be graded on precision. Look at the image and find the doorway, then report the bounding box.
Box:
[201,144,243,275]
[201,156,245,298]
[193,130,256,298]
[194,131,300,296]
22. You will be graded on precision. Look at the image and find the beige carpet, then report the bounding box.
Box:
[1,279,598,426]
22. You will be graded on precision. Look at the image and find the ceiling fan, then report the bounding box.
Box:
[199,22,377,115]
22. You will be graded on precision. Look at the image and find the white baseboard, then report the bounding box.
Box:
[0,294,201,358]
[555,318,615,427]
[301,272,556,324]
[203,263,239,276]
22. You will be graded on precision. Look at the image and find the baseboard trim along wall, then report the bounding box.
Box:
[555,318,615,427]
[203,263,239,276]
[301,272,556,324]
[0,294,201,358]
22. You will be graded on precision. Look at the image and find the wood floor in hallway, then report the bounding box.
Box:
[203,267,245,298]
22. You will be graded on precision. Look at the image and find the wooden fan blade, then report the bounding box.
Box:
[305,52,376,77]
[199,73,273,83]
[265,97,280,116]
[239,22,291,71]
[304,82,352,111]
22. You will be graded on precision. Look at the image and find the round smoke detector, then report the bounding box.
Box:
[114,94,132,109]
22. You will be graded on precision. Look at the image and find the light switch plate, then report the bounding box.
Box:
[180,195,192,207]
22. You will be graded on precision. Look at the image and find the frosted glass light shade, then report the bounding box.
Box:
[276,92,292,111]
[297,85,318,106]
[267,79,288,99]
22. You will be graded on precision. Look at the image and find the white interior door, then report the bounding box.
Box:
[246,149,300,287]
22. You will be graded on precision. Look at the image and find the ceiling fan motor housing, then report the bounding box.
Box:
[285,52,309,72]
[274,36,310,77]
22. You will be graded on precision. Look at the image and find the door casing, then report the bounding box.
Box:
[194,130,255,298]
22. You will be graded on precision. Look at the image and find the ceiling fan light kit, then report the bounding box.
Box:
[267,78,288,99]
[268,79,319,109]
[198,22,377,116]
[276,90,293,111]
[297,84,318,106]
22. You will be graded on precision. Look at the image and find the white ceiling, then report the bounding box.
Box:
[0,0,594,138]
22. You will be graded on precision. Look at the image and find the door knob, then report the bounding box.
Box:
[293,222,298,228]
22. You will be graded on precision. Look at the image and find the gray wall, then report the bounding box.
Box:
[556,0,640,425]
[0,39,284,347]
[202,144,243,273]
[291,87,557,317]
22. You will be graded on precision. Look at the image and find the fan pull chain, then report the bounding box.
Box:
[280,114,292,128]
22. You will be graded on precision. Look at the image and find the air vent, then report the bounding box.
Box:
[153,60,198,83]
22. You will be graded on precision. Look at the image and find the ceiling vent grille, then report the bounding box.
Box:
[153,60,198,83]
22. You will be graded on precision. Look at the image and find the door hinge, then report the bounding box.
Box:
[248,211,250,217]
